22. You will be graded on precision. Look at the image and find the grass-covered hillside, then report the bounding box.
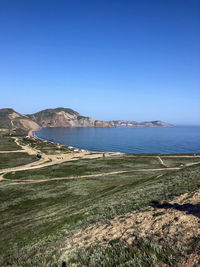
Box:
[0,135,200,267]
[0,136,38,169]
[0,152,38,169]
[0,136,22,151]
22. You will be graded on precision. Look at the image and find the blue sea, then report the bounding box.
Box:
[35,126,200,154]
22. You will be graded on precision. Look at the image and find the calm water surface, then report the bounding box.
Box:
[35,126,200,154]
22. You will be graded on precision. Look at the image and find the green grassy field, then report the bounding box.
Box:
[0,155,200,266]
[1,134,200,266]
[0,137,22,151]
[0,152,38,169]
[4,156,164,180]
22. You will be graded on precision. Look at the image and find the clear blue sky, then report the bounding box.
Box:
[0,0,199,125]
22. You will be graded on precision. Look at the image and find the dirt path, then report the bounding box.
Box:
[0,137,36,154]
[0,167,176,186]
[0,150,26,153]
[14,138,41,155]
[0,152,106,175]
[3,139,200,160]
[157,156,167,167]
[1,137,200,186]
[0,137,113,183]
[0,152,111,182]
[127,155,200,158]
[161,155,200,158]
[2,161,200,186]
[1,137,113,172]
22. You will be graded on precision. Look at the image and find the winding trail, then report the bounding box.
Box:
[157,156,167,167]
[0,137,114,184]
[0,137,111,174]
[0,167,178,186]
[0,137,200,186]
[1,161,200,187]
[0,150,26,153]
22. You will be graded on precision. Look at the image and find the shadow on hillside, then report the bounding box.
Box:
[150,201,200,218]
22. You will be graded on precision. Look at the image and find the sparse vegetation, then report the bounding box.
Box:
[65,238,187,267]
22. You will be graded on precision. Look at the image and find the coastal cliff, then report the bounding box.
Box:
[27,108,96,128]
[27,108,173,128]
[0,107,173,134]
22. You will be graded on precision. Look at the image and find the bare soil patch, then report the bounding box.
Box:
[63,189,200,266]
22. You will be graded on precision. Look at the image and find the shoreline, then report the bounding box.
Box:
[31,128,200,156]
[28,129,35,137]
[32,130,111,154]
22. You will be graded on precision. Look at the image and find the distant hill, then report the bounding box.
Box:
[110,120,172,127]
[0,107,173,134]
[0,108,40,134]
[27,108,173,128]
[27,108,97,128]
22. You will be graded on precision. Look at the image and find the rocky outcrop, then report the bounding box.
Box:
[95,120,115,128]
[27,108,96,128]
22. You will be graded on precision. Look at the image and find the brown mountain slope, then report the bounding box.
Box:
[0,108,40,133]
[27,107,173,128]
[27,108,97,127]
[0,107,173,131]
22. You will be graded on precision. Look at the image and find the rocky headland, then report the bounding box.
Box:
[0,107,173,134]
